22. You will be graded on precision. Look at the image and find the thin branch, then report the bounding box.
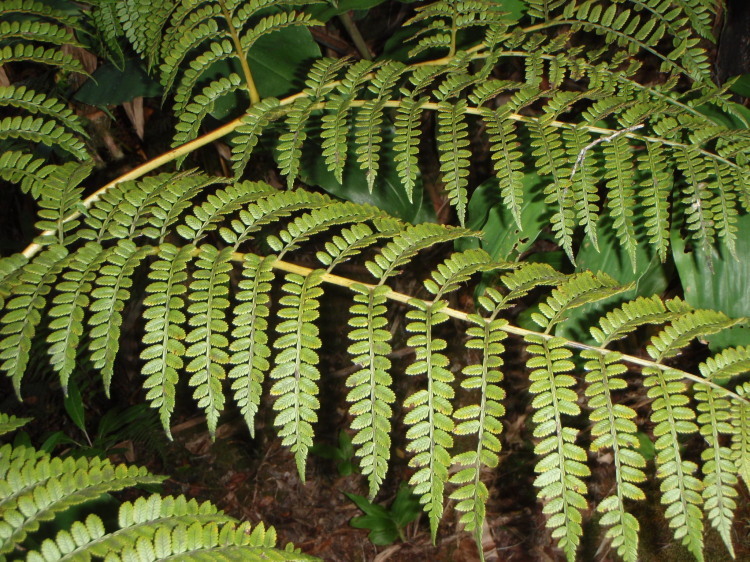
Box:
[337,12,373,60]
[219,0,260,104]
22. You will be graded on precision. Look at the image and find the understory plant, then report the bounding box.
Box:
[1,0,750,560]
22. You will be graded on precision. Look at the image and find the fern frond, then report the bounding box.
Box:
[639,142,672,262]
[321,60,376,183]
[33,162,91,247]
[0,86,86,138]
[172,39,235,119]
[533,271,626,332]
[582,347,644,562]
[46,242,109,391]
[141,244,194,437]
[220,189,331,248]
[695,378,739,558]
[0,18,79,48]
[526,334,588,562]
[90,0,126,70]
[355,62,406,193]
[603,134,638,271]
[527,0,567,20]
[271,270,324,480]
[26,494,233,560]
[709,160,739,259]
[347,283,395,498]
[731,383,750,491]
[481,105,525,229]
[88,241,152,395]
[278,98,315,188]
[393,95,426,203]
[0,43,84,75]
[239,10,318,51]
[564,125,601,249]
[0,454,163,554]
[230,254,274,437]
[176,180,274,244]
[185,245,233,438]
[160,18,225,96]
[436,100,471,225]
[0,245,68,396]
[173,73,243,156]
[450,282,509,546]
[0,115,88,161]
[590,294,674,346]
[676,145,715,262]
[317,221,401,272]
[117,0,174,68]
[230,97,281,178]
[405,250,492,540]
[643,310,742,561]
[0,151,53,196]
[0,0,82,30]
[0,413,31,437]
[529,117,576,262]
[268,201,388,258]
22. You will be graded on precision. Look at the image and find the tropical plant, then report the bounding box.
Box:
[0,412,314,560]
[1,0,750,561]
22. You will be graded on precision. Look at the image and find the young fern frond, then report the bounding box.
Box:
[436,99,471,225]
[230,98,281,177]
[33,162,91,247]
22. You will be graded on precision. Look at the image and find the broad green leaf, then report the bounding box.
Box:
[671,213,750,350]
[74,58,162,106]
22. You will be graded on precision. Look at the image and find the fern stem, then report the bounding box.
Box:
[337,12,372,60]
[219,0,260,104]
[266,255,750,406]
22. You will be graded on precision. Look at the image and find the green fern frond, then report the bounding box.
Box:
[731,383,750,491]
[89,241,152,395]
[0,115,88,161]
[481,105,525,229]
[564,125,601,249]
[317,221,401,272]
[639,142,672,262]
[176,180,274,244]
[0,43,85,75]
[695,378,739,558]
[230,254,275,437]
[603,134,638,270]
[33,162,91,247]
[0,413,31,437]
[532,271,626,332]
[220,189,331,248]
[529,117,576,262]
[355,62,405,193]
[0,151,53,196]
[240,10,318,51]
[321,60,376,183]
[231,97,282,178]
[0,18,80,49]
[0,0,83,30]
[90,0,126,70]
[173,73,243,155]
[590,294,675,346]
[278,97,315,188]
[450,279,509,547]
[117,0,174,68]
[526,333,588,562]
[271,270,324,480]
[676,145,715,262]
[709,160,739,259]
[347,283,395,498]
[160,18,225,96]
[436,100,471,225]
[404,250,492,540]
[393,95,426,203]
[141,243,194,437]
[527,0,567,20]
[172,39,236,119]
[46,242,109,392]
[0,245,68,397]
[0,454,164,554]
[0,87,85,137]
[185,245,233,438]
